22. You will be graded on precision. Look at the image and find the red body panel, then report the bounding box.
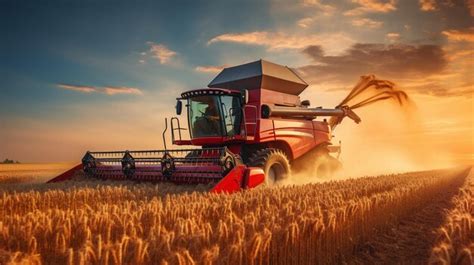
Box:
[260,88,300,106]
[190,135,247,146]
[273,119,316,159]
[210,165,265,193]
[245,167,265,188]
[256,119,275,142]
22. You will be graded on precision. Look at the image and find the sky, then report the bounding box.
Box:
[0,0,472,169]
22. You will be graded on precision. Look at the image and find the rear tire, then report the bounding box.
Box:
[247,148,291,185]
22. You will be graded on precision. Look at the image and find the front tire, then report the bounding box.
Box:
[248,148,291,185]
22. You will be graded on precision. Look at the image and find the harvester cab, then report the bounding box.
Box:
[173,88,246,144]
[49,59,402,193]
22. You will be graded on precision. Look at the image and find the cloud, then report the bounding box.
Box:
[195,65,227,73]
[57,84,143,96]
[386,32,401,42]
[297,17,316,28]
[298,43,451,94]
[351,18,383,28]
[297,0,336,27]
[208,31,270,46]
[446,48,474,61]
[442,28,474,42]
[301,0,335,12]
[344,0,397,16]
[103,86,143,95]
[208,31,354,54]
[57,84,96,93]
[146,42,177,64]
[419,0,438,11]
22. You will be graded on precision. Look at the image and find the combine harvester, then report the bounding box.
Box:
[49,60,407,193]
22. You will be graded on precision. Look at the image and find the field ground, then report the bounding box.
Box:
[0,164,472,265]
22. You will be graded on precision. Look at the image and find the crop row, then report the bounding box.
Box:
[429,168,473,265]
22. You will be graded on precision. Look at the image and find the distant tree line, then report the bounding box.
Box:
[1,159,20,164]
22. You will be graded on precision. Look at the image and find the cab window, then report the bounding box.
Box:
[188,96,222,138]
[220,95,242,136]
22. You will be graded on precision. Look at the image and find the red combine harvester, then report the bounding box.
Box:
[49,60,363,193]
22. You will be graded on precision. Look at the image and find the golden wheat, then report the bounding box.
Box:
[0,163,74,184]
[429,168,473,265]
[0,167,470,264]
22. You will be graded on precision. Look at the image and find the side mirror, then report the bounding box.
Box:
[243,89,249,104]
[176,100,182,115]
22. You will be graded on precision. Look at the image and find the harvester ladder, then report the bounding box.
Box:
[243,105,258,140]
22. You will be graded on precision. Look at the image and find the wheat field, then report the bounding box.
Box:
[0,166,472,265]
[0,163,75,184]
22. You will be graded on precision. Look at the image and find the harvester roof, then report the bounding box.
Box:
[208,59,308,95]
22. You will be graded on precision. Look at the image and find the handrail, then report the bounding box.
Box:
[170,117,181,142]
[162,118,168,151]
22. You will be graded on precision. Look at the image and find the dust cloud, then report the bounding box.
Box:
[334,100,454,178]
[283,75,457,185]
